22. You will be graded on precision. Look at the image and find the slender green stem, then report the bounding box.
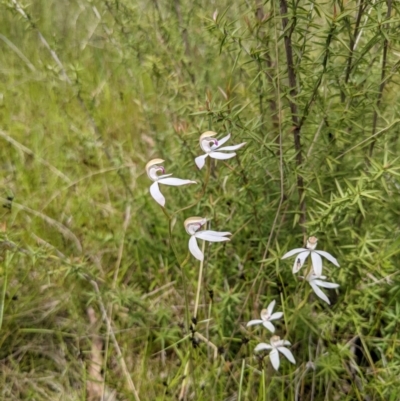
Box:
[193,239,206,320]
[206,294,213,358]
[178,357,191,400]
[262,367,266,401]
[0,250,9,331]
[238,358,246,401]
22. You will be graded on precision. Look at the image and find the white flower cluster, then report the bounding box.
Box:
[247,300,295,371]
[247,239,340,371]
[282,236,340,305]
[146,131,245,260]
[146,131,340,375]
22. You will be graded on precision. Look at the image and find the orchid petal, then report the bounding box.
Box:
[269,312,284,321]
[195,231,231,242]
[217,142,246,151]
[315,250,340,267]
[149,182,165,206]
[309,281,331,304]
[269,349,280,371]
[311,252,323,276]
[195,154,208,169]
[188,236,203,261]
[199,230,231,237]
[209,151,236,160]
[157,173,173,180]
[278,347,296,364]
[293,251,310,273]
[246,319,263,327]
[262,321,275,333]
[158,177,196,186]
[254,343,272,352]
[282,248,308,259]
[314,280,339,289]
[215,133,231,148]
[266,300,276,315]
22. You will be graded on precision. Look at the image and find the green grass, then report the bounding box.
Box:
[0,0,400,400]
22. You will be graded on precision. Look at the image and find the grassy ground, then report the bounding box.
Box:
[1,0,400,400]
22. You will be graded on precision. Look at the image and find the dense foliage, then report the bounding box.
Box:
[0,0,399,399]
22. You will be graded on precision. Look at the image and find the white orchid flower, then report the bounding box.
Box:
[304,272,339,305]
[184,217,231,261]
[146,159,196,207]
[194,131,246,169]
[254,335,296,371]
[281,236,339,276]
[246,300,283,333]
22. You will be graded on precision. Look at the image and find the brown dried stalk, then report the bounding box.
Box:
[369,0,393,157]
[279,0,306,238]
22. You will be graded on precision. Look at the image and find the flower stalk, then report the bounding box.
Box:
[193,237,206,322]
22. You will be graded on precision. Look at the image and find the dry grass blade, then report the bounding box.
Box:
[90,280,141,401]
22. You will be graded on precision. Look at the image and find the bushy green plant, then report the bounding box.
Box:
[0,0,399,400]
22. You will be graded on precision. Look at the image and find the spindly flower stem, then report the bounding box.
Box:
[193,238,206,321]
[178,357,191,400]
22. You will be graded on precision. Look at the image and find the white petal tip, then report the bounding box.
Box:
[149,182,166,206]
